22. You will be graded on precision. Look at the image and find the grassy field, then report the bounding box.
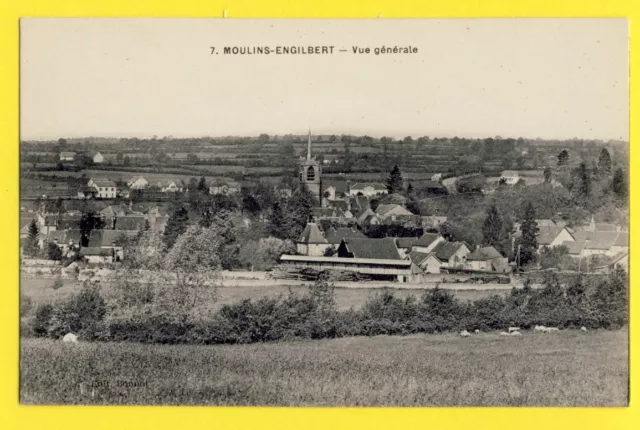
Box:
[20,329,628,406]
[21,277,509,311]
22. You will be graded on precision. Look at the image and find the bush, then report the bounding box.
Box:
[32,303,54,337]
[20,294,34,316]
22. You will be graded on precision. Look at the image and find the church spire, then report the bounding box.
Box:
[307,129,312,161]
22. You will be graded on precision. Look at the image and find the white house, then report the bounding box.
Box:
[157,180,184,193]
[500,170,520,185]
[412,233,446,254]
[88,178,117,199]
[431,173,443,182]
[296,222,331,256]
[464,246,510,273]
[375,204,413,221]
[128,176,149,190]
[59,152,76,161]
[537,226,575,251]
[410,251,443,274]
[92,152,105,164]
[348,182,388,197]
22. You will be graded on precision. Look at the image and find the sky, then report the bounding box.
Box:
[20,18,629,141]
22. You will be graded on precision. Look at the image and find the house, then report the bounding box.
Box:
[409,250,443,274]
[45,229,83,254]
[412,233,446,254]
[77,186,98,199]
[327,200,350,214]
[87,229,139,261]
[581,231,622,258]
[561,240,587,258]
[279,254,412,282]
[210,181,240,195]
[395,237,420,257]
[156,179,184,193]
[421,215,448,229]
[80,247,114,264]
[431,241,471,270]
[537,226,575,251]
[337,237,402,260]
[296,222,331,256]
[114,215,148,231]
[464,246,510,273]
[59,152,76,161]
[323,182,349,200]
[128,176,149,190]
[312,207,346,220]
[92,152,105,164]
[376,204,413,221]
[500,170,520,185]
[324,226,365,245]
[431,173,443,182]
[348,182,388,197]
[87,178,117,199]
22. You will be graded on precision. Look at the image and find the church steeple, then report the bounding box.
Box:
[307,129,312,161]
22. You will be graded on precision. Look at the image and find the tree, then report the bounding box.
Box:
[557,149,569,167]
[543,167,552,183]
[519,201,539,266]
[196,176,208,193]
[186,153,199,164]
[370,198,380,212]
[79,211,104,247]
[24,220,40,257]
[613,168,627,199]
[284,186,315,240]
[258,133,270,143]
[163,206,189,249]
[482,204,503,247]
[598,148,612,175]
[385,165,404,194]
[238,237,296,270]
[268,200,287,239]
[574,162,592,203]
[407,182,414,195]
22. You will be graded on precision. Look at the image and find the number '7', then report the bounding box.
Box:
[210,47,216,54]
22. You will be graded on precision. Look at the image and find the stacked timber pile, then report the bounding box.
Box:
[269,266,363,282]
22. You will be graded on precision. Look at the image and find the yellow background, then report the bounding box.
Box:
[0,1,636,429]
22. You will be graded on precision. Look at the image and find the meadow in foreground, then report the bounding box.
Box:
[21,329,628,406]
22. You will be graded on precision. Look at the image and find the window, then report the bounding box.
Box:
[306,166,315,181]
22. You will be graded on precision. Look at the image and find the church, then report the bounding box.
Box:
[299,130,322,203]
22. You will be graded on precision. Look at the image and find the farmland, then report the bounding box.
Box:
[20,328,628,406]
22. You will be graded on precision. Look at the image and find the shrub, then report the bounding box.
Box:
[46,283,108,340]
[32,303,54,337]
[51,277,64,290]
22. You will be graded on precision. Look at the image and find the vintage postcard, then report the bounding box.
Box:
[19,18,628,407]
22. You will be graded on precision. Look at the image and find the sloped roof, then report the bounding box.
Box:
[20,215,37,230]
[537,226,572,246]
[585,231,619,250]
[46,229,83,245]
[350,182,386,191]
[396,237,420,249]
[351,195,371,211]
[536,219,556,227]
[100,206,116,217]
[92,179,116,188]
[433,241,469,261]
[572,230,592,242]
[340,237,402,260]
[114,216,147,231]
[614,232,629,247]
[377,204,412,218]
[313,207,342,219]
[595,223,617,232]
[80,247,113,257]
[409,250,441,266]
[298,222,327,244]
[356,207,376,223]
[561,240,586,255]
[57,216,82,230]
[325,227,364,245]
[87,229,139,247]
[415,233,443,248]
[467,246,503,261]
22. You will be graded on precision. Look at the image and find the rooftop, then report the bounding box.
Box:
[467,246,503,261]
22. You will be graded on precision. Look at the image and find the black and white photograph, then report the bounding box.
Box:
[19,18,629,406]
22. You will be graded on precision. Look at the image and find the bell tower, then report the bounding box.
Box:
[299,130,322,203]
